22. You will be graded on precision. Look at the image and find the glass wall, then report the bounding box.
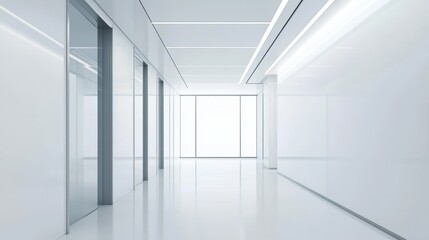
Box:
[68,3,99,224]
[180,95,257,158]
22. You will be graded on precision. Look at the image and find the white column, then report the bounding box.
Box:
[263,77,278,169]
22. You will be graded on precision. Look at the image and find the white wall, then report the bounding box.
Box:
[112,27,135,202]
[263,79,278,168]
[278,96,327,157]
[0,0,66,239]
[277,0,429,239]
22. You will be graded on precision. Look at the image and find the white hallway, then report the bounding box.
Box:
[1,0,428,239]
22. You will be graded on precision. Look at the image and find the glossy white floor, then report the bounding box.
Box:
[60,159,395,240]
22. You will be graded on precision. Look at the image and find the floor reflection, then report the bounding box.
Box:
[61,158,393,240]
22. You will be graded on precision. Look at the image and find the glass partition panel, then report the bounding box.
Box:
[180,96,196,157]
[68,3,99,224]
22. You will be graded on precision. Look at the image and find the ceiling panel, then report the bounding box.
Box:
[169,48,254,66]
[184,76,241,84]
[178,66,246,75]
[180,83,262,95]
[141,0,282,22]
[156,24,267,47]
[141,0,284,87]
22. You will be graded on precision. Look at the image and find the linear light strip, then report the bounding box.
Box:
[177,66,247,68]
[272,0,388,83]
[152,21,270,25]
[70,47,100,49]
[238,0,290,84]
[167,46,256,49]
[182,75,242,77]
[265,0,336,74]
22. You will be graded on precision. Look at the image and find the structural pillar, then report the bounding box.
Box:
[263,77,277,169]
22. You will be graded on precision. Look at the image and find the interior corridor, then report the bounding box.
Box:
[1,0,427,239]
[60,159,393,240]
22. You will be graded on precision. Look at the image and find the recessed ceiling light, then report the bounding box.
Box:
[152,21,270,25]
[182,75,241,77]
[177,66,247,68]
[265,0,336,75]
[238,0,291,84]
[296,74,316,78]
[267,0,389,83]
[335,46,355,50]
[309,65,335,68]
[167,47,256,49]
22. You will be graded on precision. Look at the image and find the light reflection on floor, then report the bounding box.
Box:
[60,158,394,240]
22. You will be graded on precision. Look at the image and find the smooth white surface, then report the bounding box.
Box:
[182,75,242,85]
[0,0,66,239]
[156,24,266,48]
[178,66,246,76]
[277,0,429,239]
[263,80,278,168]
[112,27,135,202]
[169,48,254,68]
[277,96,327,157]
[196,96,240,157]
[140,0,282,22]
[61,159,393,240]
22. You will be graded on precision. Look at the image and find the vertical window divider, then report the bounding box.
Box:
[194,96,197,158]
[239,96,242,158]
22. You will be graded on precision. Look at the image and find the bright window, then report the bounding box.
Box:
[180,95,257,158]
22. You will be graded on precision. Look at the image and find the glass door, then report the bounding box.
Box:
[68,3,100,224]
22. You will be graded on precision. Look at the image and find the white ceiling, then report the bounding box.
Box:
[155,24,267,48]
[140,0,282,22]
[141,0,283,90]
